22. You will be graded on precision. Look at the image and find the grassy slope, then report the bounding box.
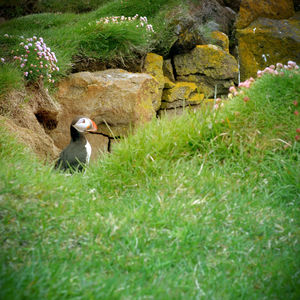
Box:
[1,69,300,299]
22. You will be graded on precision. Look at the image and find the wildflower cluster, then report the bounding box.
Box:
[3,34,59,84]
[228,61,300,100]
[257,61,299,78]
[227,60,300,142]
[213,98,224,110]
[93,14,155,32]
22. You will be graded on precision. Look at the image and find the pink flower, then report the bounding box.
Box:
[293,100,298,106]
[294,110,299,116]
[276,63,283,69]
[296,128,300,133]
[243,96,250,102]
[295,135,300,141]
[288,61,296,68]
[0,58,5,63]
[229,86,236,93]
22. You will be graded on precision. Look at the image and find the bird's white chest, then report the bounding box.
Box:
[85,140,92,163]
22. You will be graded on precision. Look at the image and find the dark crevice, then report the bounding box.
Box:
[170,56,178,80]
[35,111,58,132]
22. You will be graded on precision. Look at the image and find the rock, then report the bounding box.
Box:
[236,0,295,29]
[295,0,300,11]
[161,81,204,109]
[237,13,300,80]
[158,104,202,118]
[169,0,236,56]
[53,69,159,148]
[164,76,176,89]
[223,0,241,13]
[163,59,175,82]
[210,31,229,52]
[174,45,238,97]
[143,53,164,109]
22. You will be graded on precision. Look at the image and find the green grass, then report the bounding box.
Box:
[0,63,23,98]
[1,66,300,298]
[0,0,182,86]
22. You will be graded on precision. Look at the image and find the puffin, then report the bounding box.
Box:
[55,116,98,172]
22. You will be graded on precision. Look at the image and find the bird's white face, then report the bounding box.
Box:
[72,117,97,133]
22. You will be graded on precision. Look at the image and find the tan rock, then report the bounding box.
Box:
[236,0,295,29]
[53,69,159,145]
[237,13,300,80]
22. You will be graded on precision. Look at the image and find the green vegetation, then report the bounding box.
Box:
[0,0,181,89]
[0,63,23,98]
[1,64,300,298]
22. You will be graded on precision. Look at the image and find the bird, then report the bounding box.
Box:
[55,116,98,172]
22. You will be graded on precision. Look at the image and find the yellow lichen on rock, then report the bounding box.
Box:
[143,53,165,110]
[237,14,300,80]
[164,76,175,89]
[143,53,165,89]
[210,31,229,52]
[162,82,198,103]
[236,0,295,29]
[188,93,205,103]
[174,45,238,80]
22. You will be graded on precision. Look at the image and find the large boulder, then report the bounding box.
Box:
[237,13,300,80]
[174,45,238,97]
[52,69,159,155]
[236,0,295,29]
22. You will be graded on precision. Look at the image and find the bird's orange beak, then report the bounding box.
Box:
[87,119,98,132]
